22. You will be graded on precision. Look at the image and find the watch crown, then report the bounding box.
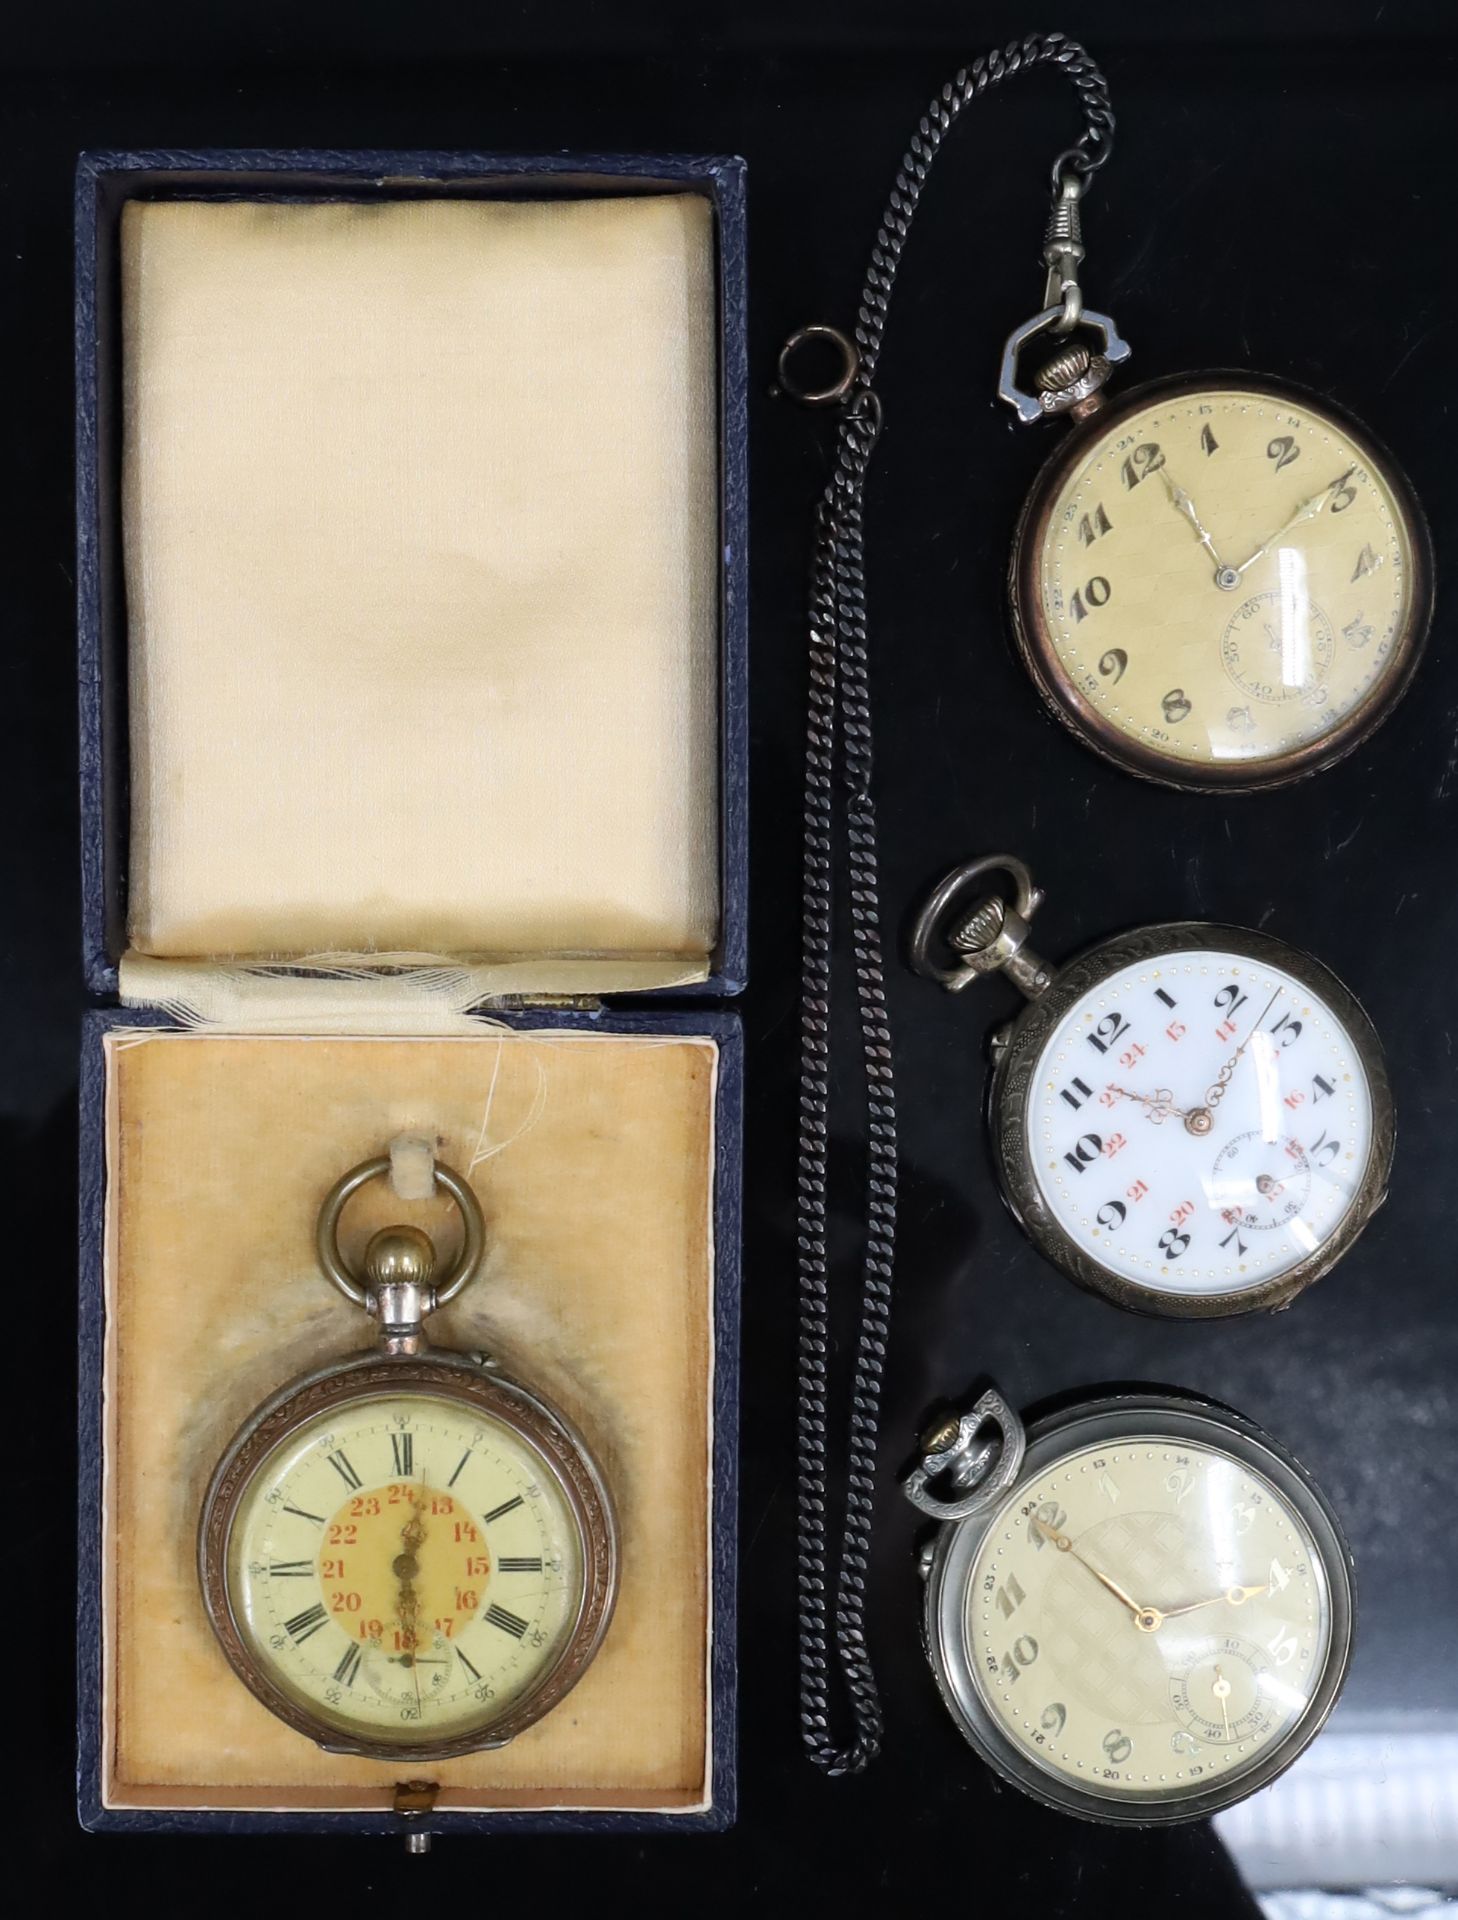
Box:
[1031,340,1114,415]
[1035,342,1092,393]
[949,897,1006,955]
[920,1414,963,1456]
[363,1224,437,1291]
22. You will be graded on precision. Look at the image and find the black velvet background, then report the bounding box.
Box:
[7,3,1454,1909]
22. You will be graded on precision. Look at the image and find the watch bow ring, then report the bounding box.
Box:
[315,1153,486,1313]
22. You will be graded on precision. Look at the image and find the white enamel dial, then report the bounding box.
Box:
[225,1391,585,1745]
[1025,945,1374,1299]
[964,1432,1333,1806]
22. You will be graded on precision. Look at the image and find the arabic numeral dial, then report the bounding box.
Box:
[1031,381,1425,788]
[1024,942,1379,1312]
[956,1418,1350,1815]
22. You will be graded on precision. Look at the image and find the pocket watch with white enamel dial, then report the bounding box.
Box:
[998,192,1431,791]
[910,856,1393,1318]
[198,1156,617,1761]
[903,1384,1355,1825]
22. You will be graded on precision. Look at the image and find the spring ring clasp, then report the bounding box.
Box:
[777,323,862,408]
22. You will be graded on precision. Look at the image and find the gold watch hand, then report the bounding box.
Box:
[1107,1084,1189,1124]
[1034,1517,1160,1628]
[1158,1583,1270,1622]
[1159,469,1230,577]
[393,1479,428,1713]
[1204,988,1282,1113]
[1213,1664,1232,1740]
[1232,466,1356,578]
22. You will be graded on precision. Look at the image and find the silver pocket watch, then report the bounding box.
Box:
[909,855,1394,1318]
[198,1154,618,1762]
[904,1383,1355,1825]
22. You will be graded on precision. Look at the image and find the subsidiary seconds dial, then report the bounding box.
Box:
[199,1158,618,1761]
[226,1393,585,1746]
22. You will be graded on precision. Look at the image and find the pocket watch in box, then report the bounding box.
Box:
[903,1383,1355,1825]
[910,856,1393,1318]
[198,1155,617,1761]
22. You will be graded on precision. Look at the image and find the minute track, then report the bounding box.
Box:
[904,1388,1356,1824]
[215,1386,595,1749]
[1015,376,1431,791]
[1030,949,1372,1294]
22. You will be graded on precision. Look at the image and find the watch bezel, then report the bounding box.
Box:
[1008,370,1434,792]
[197,1347,619,1762]
[920,1391,1356,1827]
[989,920,1394,1318]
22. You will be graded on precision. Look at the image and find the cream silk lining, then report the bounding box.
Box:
[122,195,720,975]
[101,1028,714,1809]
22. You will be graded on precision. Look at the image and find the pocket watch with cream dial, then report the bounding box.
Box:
[904,1384,1355,1825]
[198,1156,617,1761]
[998,193,1430,790]
[910,856,1393,1318]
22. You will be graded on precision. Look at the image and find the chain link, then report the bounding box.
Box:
[795,32,1115,1776]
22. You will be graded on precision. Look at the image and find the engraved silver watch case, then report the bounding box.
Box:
[197,1155,619,1764]
[909,856,1395,1318]
[904,1384,1356,1826]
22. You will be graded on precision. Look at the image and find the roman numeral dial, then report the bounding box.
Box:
[218,1390,592,1748]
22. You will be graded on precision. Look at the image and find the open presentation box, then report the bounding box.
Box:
[75,149,746,1837]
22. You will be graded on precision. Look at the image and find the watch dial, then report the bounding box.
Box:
[225,1391,586,1745]
[964,1431,1334,1807]
[1025,946,1375,1301]
[1031,383,1420,779]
